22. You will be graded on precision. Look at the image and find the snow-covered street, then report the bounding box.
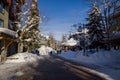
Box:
[0,54,113,80]
[0,45,120,80]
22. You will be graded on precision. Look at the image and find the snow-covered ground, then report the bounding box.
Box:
[6,52,43,63]
[0,46,56,80]
[58,50,120,80]
[1,45,120,80]
[0,52,43,80]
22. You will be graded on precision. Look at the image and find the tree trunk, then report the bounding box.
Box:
[18,43,23,53]
[0,47,7,64]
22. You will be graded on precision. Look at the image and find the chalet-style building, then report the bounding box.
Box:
[62,28,89,51]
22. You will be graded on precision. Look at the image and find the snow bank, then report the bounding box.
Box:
[59,50,94,63]
[38,45,56,55]
[59,50,77,59]
[90,50,120,63]
[59,49,120,67]
[90,50,120,67]
[6,53,43,63]
[58,50,120,80]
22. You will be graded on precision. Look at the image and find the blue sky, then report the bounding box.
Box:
[38,0,90,40]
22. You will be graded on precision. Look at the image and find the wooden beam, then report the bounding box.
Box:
[0,36,16,41]
[0,36,4,39]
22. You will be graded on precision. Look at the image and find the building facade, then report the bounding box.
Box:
[109,1,120,49]
[0,0,18,63]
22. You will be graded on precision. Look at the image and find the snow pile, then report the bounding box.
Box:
[59,50,94,63]
[59,49,120,65]
[90,50,120,67]
[6,53,42,63]
[58,50,120,80]
[38,45,56,55]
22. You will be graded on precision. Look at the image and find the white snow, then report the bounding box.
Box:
[90,49,120,65]
[70,28,88,35]
[38,45,56,55]
[6,52,43,63]
[0,63,24,80]
[62,38,79,46]
[0,28,18,38]
[24,38,32,42]
[58,49,120,80]
[59,50,94,64]
[40,33,50,40]
[0,52,43,80]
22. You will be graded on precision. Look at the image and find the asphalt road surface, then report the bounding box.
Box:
[15,56,107,80]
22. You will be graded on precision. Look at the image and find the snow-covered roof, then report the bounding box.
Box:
[62,38,80,46]
[70,28,88,36]
[0,28,18,38]
[40,33,49,40]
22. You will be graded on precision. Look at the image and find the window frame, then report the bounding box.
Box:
[0,18,4,27]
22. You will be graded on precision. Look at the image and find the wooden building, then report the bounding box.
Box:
[0,0,18,63]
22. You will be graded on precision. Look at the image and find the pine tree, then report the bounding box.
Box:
[86,2,105,51]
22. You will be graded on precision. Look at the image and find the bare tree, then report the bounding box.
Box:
[101,0,118,50]
[14,0,41,52]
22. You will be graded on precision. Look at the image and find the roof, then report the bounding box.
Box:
[70,28,88,36]
[0,28,18,38]
[62,38,80,46]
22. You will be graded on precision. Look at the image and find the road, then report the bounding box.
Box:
[15,56,107,80]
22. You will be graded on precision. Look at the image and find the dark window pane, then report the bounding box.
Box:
[0,19,4,27]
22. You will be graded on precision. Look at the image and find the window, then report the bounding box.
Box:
[0,19,4,27]
[111,19,117,25]
[0,2,5,14]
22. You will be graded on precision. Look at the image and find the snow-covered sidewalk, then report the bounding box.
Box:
[6,52,43,63]
[0,52,43,80]
[57,50,120,80]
